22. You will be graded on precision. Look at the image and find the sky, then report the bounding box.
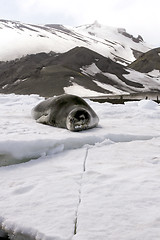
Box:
[0,0,159,47]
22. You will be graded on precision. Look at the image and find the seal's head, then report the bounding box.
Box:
[66,108,91,131]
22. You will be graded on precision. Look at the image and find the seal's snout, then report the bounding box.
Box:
[66,108,91,131]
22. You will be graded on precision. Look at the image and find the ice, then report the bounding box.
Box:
[73,137,160,240]
[0,93,160,239]
[0,149,86,240]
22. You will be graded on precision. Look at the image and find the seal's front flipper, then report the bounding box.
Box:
[36,115,49,124]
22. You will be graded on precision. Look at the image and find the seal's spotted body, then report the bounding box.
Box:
[32,94,99,131]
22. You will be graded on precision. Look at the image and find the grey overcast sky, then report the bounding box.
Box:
[0,0,159,47]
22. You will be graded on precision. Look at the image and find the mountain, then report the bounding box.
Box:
[129,47,160,75]
[0,19,159,98]
[0,19,151,65]
[1,47,160,97]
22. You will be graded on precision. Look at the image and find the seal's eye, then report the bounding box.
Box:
[70,117,75,123]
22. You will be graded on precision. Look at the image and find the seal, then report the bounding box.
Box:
[31,94,99,131]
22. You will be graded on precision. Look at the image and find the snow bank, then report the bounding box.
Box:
[138,99,159,109]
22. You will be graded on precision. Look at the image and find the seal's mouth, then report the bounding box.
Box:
[66,108,90,131]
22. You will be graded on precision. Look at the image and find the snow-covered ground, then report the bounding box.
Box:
[1,93,160,240]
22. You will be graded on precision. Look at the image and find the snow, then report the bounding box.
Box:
[75,22,151,64]
[64,82,106,97]
[81,63,101,76]
[0,25,75,61]
[80,63,160,94]
[148,69,160,78]
[1,93,160,240]
[0,20,151,63]
[93,80,129,95]
[124,69,160,91]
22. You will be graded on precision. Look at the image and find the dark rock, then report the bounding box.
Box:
[0,47,154,97]
[0,47,130,97]
[118,28,144,43]
[129,47,160,73]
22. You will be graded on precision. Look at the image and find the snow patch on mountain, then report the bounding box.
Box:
[81,63,101,76]
[64,83,105,97]
[148,69,160,78]
[79,62,160,95]
[124,69,160,91]
[93,80,129,95]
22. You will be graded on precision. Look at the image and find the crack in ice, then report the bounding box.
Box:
[74,147,89,236]
[0,133,158,167]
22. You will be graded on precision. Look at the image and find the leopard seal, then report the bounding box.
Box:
[31,94,99,131]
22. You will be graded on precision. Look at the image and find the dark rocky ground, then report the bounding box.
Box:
[0,46,159,98]
[0,235,9,240]
[0,47,145,97]
[129,47,160,73]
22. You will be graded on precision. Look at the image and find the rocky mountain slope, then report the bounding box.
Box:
[0,47,160,97]
[129,47,160,74]
[0,19,159,98]
[0,19,150,65]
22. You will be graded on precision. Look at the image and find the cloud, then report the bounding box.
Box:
[0,0,159,46]
[10,0,92,25]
